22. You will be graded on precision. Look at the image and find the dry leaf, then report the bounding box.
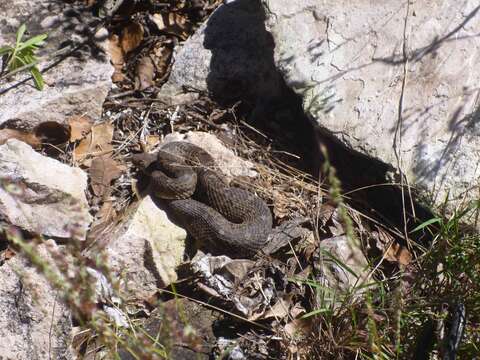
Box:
[68,115,94,142]
[89,155,124,197]
[74,122,114,164]
[152,41,173,79]
[107,34,125,83]
[120,22,144,54]
[256,298,290,321]
[144,134,160,152]
[221,259,253,280]
[134,56,155,90]
[387,242,412,266]
[151,13,190,40]
[272,189,290,219]
[372,228,412,266]
[0,129,41,148]
[3,247,16,261]
[289,302,306,318]
[86,200,118,248]
[97,200,116,221]
[284,318,312,338]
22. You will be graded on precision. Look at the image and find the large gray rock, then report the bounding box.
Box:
[0,139,92,239]
[0,240,73,360]
[161,0,480,215]
[0,0,113,127]
[264,0,480,212]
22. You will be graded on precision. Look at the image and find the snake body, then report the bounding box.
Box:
[133,141,273,257]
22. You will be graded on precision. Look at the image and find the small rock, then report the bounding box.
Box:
[104,195,186,300]
[163,132,258,179]
[0,240,73,360]
[317,235,369,294]
[0,139,92,239]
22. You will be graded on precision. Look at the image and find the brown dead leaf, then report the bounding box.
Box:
[97,200,117,221]
[107,34,125,83]
[221,259,254,280]
[0,129,41,148]
[89,155,124,197]
[151,13,191,40]
[371,228,412,266]
[134,56,155,91]
[74,122,114,165]
[151,41,173,79]
[144,134,160,152]
[255,298,290,321]
[272,189,290,219]
[4,247,16,260]
[121,22,144,54]
[289,302,306,319]
[284,318,312,338]
[97,200,116,222]
[0,245,16,264]
[85,200,118,248]
[68,115,94,142]
[388,242,412,266]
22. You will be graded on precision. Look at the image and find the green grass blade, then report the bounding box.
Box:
[320,248,360,279]
[30,66,44,90]
[16,33,48,52]
[0,46,13,56]
[11,55,27,69]
[302,307,332,318]
[16,24,26,44]
[411,217,442,233]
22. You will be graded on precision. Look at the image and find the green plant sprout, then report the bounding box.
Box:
[0,24,48,90]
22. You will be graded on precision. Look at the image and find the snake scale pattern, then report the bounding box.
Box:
[133,141,273,257]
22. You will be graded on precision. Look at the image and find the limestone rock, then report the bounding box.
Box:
[158,0,283,104]
[163,131,258,179]
[105,195,187,300]
[0,0,113,128]
[0,240,73,360]
[159,0,480,215]
[0,139,92,239]
[264,0,480,212]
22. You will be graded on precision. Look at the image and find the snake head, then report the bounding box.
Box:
[129,153,157,170]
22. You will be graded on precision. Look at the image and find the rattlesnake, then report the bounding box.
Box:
[132,141,273,257]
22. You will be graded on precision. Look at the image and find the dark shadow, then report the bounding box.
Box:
[202,0,322,173]
[203,0,282,105]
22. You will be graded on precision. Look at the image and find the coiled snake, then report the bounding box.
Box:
[132,141,273,257]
